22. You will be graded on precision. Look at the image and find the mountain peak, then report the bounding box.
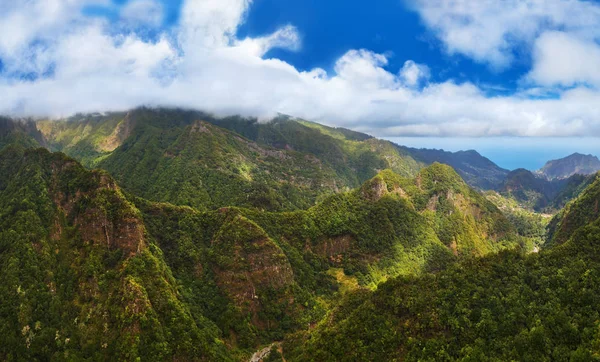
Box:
[538,153,600,180]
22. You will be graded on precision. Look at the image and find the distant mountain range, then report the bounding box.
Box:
[398,147,509,190]
[536,152,600,180]
[499,153,600,212]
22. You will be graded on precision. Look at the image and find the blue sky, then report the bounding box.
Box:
[2,0,600,169]
[238,0,528,95]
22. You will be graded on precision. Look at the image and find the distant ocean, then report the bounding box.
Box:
[385,137,600,171]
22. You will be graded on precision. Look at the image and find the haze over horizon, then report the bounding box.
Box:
[3,0,600,169]
[387,137,600,171]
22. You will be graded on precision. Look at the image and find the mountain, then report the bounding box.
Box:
[38,108,424,212]
[0,146,233,361]
[547,173,600,247]
[547,173,597,211]
[285,172,600,362]
[537,152,600,180]
[499,168,566,210]
[37,108,523,209]
[398,147,509,190]
[498,167,595,213]
[0,117,46,150]
[0,138,525,359]
[5,107,600,361]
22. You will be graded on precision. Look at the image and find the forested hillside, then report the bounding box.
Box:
[39,109,424,211]
[2,110,600,361]
[0,138,526,360]
[499,168,592,212]
[0,146,233,361]
[284,170,600,361]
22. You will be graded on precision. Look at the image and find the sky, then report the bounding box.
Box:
[2,0,600,169]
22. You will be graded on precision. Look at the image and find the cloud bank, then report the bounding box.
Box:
[1,0,600,137]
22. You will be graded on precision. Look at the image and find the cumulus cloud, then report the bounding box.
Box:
[2,0,600,138]
[527,31,600,87]
[409,0,600,69]
[399,60,430,87]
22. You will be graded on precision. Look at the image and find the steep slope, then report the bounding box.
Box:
[0,117,45,150]
[285,173,600,362]
[538,153,600,180]
[548,173,600,246]
[128,165,521,348]
[97,118,342,211]
[0,146,232,361]
[0,143,522,360]
[39,108,424,211]
[500,168,561,210]
[370,164,518,255]
[547,173,596,211]
[398,147,509,190]
[37,112,132,167]
[285,245,600,361]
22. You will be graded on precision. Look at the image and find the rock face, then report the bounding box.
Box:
[537,153,600,180]
[211,214,295,321]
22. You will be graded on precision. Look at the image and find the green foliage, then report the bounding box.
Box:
[39,108,424,212]
[0,118,44,151]
[486,191,549,251]
[499,168,591,213]
[286,171,600,361]
[2,110,583,361]
[286,234,600,361]
[548,173,600,246]
[0,147,233,361]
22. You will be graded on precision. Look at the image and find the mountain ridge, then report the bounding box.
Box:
[537,152,600,180]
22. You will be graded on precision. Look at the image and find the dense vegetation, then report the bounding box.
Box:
[3,110,600,361]
[0,142,525,360]
[0,118,46,151]
[285,180,600,361]
[0,146,233,361]
[548,173,600,247]
[39,108,424,212]
[499,168,592,213]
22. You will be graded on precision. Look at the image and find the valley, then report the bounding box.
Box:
[1,108,600,361]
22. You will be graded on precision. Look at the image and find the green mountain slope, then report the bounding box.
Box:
[0,146,233,361]
[499,167,594,213]
[37,112,132,167]
[38,108,424,211]
[548,173,600,246]
[285,174,600,361]
[0,141,524,359]
[0,117,45,150]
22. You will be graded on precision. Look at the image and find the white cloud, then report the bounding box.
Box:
[235,25,300,57]
[120,0,164,27]
[527,31,600,87]
[179,0,251,50]
[409,0,600,69]
[2,0,600,138]
[333,49,399,90]
[399,60,430,87]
